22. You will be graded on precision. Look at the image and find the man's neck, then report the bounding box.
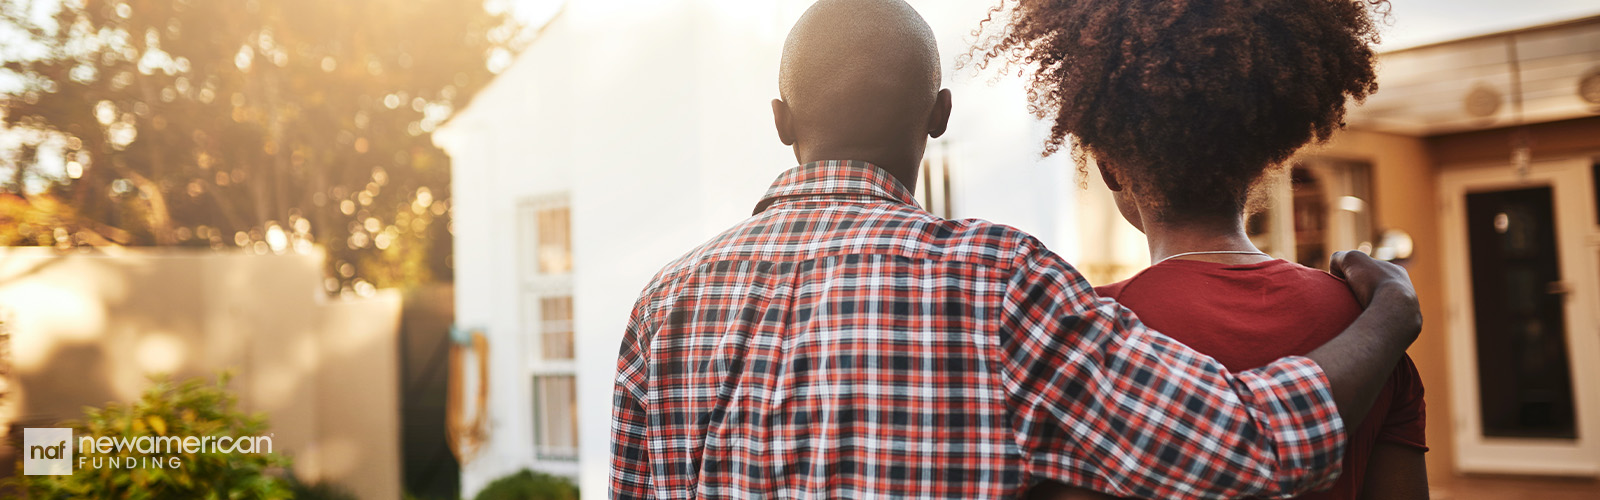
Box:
[797,148,921,192]
[1142,214,1269,264]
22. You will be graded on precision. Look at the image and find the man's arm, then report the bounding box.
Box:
[998,241,1420,499]
[611,385,653,499]
[610,303,654,499]
[1306,250,1423,430]
[1024,455,1427,500]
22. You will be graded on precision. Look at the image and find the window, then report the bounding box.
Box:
[537,206,572,274]
[539,296,574,360]
[1247,159,1375,269]
[532,375,579,460]
[518,196,578,462]
[915,140,955,219]
[1591,161,1598,224]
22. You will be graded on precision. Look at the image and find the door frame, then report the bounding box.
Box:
[1437,157,1600,476]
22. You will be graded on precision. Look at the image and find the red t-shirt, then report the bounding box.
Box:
[1096,259,1426,499]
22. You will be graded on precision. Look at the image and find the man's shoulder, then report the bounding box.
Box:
[635,222,750,297]
[921,216,1048,270]
[651,210,1051,283]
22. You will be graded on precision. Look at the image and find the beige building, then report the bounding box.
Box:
[1165,15,1600,498]
[0,248,404,499]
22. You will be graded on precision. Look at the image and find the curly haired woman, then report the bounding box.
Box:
[971,1,1428,499]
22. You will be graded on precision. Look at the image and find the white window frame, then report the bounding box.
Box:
[517,194,579,465]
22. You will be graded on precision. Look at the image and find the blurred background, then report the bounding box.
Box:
[1,0,1598,498]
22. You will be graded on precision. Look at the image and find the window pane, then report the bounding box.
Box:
[540,296,574,360]
[1591,162,1598,224]
[912,144,954,219]
[1287,161,1374,270]
[532,375,578,460]
[537,206,572,274]
[1466,186,1577,439]
[1291,166,1329,269]
[1246,211,1274,253]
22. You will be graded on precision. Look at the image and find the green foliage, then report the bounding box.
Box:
[0,0,531,290]
[286,478,357,500]
[10,373,295,499]
[473,469,579,500]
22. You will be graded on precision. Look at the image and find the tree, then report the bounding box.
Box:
[0,0,533,292]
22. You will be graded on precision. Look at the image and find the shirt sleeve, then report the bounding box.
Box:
[611,301,654,499]
[996,240,1347,499]
[1377,355,1428,451]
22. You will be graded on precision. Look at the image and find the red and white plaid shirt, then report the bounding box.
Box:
[612,161,1346,499]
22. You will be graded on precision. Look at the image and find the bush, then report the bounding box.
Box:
[10,373,295,499]
[287,478,358,500]
[473,469,578,500]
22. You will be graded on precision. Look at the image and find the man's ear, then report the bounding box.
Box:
[1097,160,1123,192]
[772,98,796,146]
[927,89,953,138]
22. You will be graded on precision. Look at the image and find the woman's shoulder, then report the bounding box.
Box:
[1262,260,1363,301]
[1092,279,1130,299]
[1108,258,1361,312]
[1091,263,1169,299]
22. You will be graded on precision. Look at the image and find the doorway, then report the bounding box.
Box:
[1438,157,1600,476]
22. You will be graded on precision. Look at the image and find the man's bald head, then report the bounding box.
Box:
[780,0,941,109]
[773,0,948,183]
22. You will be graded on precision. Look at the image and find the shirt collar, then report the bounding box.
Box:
[753,160,920,215]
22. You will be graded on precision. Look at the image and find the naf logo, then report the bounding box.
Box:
[23,428,73,475]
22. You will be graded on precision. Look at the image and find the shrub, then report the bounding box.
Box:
[287,478,358,500]
[473,469,578,500]
[10,373,295,499]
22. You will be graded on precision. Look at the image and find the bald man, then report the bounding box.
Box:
[610,1,1421,498]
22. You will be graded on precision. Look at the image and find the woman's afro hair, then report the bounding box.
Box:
[968,0,1390,220]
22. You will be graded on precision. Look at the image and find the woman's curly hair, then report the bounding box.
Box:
[968,0,1390,220]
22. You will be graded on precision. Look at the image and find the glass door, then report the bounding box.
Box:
[1464,186,1576,439]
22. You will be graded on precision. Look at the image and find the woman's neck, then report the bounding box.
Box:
[1141,214,1271,265]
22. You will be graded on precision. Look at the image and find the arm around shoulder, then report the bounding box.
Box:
[1306,251,1424,429]
[996,243,1349,499]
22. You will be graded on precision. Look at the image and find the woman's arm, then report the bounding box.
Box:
[1358,443,1429,500]
[1026,481,1122,500]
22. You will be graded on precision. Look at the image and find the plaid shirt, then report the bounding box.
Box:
[612,161,1346,499]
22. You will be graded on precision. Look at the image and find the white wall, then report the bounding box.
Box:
[918,1,1082,259]
[437,1,1087,496]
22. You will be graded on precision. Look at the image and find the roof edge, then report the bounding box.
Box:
[1380,13,1600,54]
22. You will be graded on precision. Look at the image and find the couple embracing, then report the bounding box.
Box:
[611,1,1424,499]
